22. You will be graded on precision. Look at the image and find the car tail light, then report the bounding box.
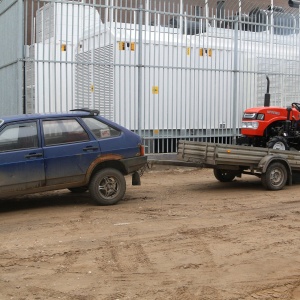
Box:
[139,144,145,156]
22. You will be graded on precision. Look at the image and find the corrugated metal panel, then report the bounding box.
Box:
[93,45,114,120]
[25,45,35,113]
[36,3,54,43]
[75,50,92,108]
[0,0,23,115]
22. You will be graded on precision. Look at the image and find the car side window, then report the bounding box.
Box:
[0,122,38,152]
[81,117,120,139]
[43,119,89,146]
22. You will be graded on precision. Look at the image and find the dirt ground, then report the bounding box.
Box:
[1,165,300,300]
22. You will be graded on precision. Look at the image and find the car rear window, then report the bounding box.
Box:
[82,117,120,139]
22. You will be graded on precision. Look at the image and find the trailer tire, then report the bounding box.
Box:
[261,162,287,190]
[213,169,236,182]
[267,136,289,150]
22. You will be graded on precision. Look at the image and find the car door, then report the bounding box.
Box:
[81,117,140,157]
[42,118,99,186]
[0,121,45,194]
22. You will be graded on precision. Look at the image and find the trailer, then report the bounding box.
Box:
[177,140,300,190]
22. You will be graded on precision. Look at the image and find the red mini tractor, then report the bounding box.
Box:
[237,76,300,150]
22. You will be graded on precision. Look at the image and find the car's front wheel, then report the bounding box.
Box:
[89,168,126,205]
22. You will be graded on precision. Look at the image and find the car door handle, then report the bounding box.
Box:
[83,146,99,151]
[25,153,43,158]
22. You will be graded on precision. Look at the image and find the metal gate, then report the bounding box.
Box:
[0,0,24,115]
[1,0,300,153]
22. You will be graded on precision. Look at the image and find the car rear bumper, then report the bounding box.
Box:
[121,156,147,174]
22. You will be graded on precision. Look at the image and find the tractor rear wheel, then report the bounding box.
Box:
[267,136,289,150]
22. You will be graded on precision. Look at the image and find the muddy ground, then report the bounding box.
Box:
[1,165,300,300]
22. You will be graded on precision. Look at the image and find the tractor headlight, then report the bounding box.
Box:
[257,113,265,120]
[242,121,259,129]
[243,113,257,119]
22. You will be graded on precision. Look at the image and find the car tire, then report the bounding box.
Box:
[89,168,126,205]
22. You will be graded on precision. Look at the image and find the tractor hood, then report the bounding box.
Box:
[241,105,300,137]
[242,106,299,120]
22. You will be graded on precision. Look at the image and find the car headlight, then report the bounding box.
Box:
[242,121,259,129]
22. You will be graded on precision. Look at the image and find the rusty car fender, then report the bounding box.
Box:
[83,154,123,183]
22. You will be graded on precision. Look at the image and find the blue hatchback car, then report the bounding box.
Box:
[0,108,147,205]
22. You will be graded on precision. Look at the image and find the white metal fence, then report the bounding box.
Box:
[0,0,24,115]
[1,0,300,153]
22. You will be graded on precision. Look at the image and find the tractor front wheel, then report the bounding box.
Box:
[267,136,289,150]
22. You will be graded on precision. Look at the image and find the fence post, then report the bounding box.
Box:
[138,4,143,137]
[232,16,239,144]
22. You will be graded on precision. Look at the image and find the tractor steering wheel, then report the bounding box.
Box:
[292,103,300,112]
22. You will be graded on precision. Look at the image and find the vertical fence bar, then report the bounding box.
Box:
[232,16,239,143]
[138,3,143,137]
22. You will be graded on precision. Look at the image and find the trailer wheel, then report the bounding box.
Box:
[267,136,289,150]
[261,162,287,190]
[213,169,235,182]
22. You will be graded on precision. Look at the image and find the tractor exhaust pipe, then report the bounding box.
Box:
[264,75,270,107]
[285,106,292,132]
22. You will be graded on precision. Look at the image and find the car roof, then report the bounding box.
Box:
[0,111,93,123]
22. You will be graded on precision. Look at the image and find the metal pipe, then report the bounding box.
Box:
[232,16,239,144]
[138,3,143,137]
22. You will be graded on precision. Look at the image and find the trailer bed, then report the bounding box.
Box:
[177,140,300,190]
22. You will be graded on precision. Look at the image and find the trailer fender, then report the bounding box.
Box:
[258,155,292,185]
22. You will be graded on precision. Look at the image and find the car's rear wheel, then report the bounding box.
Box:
[89,168,126,205]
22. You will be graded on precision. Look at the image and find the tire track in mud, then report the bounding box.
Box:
[242,280,300,300]
[62,207,107,240]
[55,250,80,274]
[169,211,300,300]
[102,291,127,300]
[25,286,95,300]
[94,238,158,300]
[97,239,154,274]
[148,225,223,300]
[175,230,218,269]
[0,248,91,272]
